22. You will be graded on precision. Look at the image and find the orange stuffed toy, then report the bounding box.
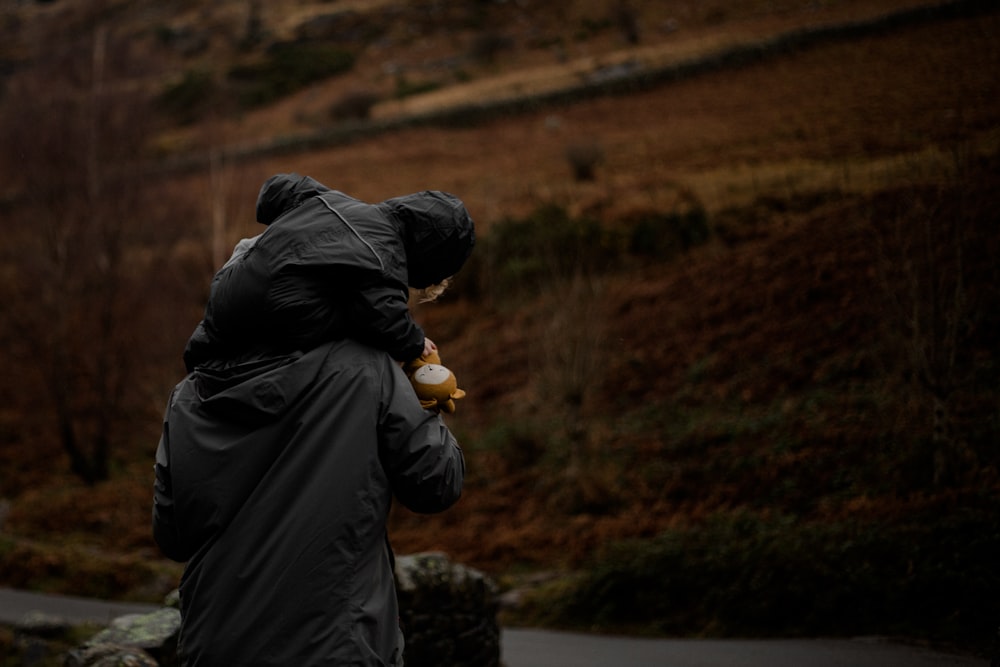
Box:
[404,350,466,414]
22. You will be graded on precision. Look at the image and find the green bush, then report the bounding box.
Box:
[564,141,604,181]
[157,68,217,125]
[229,42,355,109]
[627,207,710,259]
[475,420,549,473]
[462,203,622,302]
[537,507,1000,647]
[452,200,715,303]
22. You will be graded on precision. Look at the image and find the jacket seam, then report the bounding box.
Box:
[318,197,385,272]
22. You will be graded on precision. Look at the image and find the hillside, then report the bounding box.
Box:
[0,0,998,654]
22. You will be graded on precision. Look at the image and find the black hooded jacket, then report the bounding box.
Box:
[153,339,465,666]
[184,174,475,371]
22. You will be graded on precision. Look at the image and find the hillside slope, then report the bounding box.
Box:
[0,0,998,651]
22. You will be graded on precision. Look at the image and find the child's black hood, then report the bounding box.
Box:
[254,174,475,288]
[380,190,476,289]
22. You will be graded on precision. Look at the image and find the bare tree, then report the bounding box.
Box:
[0,8,180,483]
[870,165,987,487]
[536,269,619,514]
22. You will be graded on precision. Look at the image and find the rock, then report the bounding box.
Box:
[69,608,180,667]
[395,552,501,667]
[162,589,180,610]
[13,610,75,666]
[65,554,499,667]
[14,637,52,667]
[64,643,159,667]
[15,610,74,640]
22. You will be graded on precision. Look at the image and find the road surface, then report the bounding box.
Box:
[0,587,989,666]
[502,628,989,667]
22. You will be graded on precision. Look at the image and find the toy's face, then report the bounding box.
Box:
[413,364,453,392]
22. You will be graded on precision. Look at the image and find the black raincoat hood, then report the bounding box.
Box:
[255,173,332,225]
[255,173,475,288]
[380,190,476,288]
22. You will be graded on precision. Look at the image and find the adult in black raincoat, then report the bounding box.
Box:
[183,173,476,371]
[154,174,473,665]
[153,340,464,665]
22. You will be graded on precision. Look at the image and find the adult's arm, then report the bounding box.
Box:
[378,359,464,513]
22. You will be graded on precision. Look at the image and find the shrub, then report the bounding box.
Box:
[229,41,355,109]
[612,2,641,45]
[470,31,513,64]
[454,199,714,303]
[476,421,548,473]
[564,140,604,181]
[535,507,1000,647]
[330,89,381,121]
[627,207,710,259]
[157,68,217,125]
[465,203,621,302]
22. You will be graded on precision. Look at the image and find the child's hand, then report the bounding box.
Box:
[422,337,437,358]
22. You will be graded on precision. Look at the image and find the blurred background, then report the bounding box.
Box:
[0,0,998,657]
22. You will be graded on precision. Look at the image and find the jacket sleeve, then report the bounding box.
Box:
[378,359,464,514]
[348,281,426,362]
[152,389,191,562]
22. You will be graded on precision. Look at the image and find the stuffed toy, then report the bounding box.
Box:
[405,350,466,414]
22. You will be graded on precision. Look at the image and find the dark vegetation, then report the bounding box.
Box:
[0,0,998,659]
[228,42,357,109]
[474,160,1000,651]
[539,505,1000,643]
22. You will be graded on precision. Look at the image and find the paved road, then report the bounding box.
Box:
[0,587,989,666]
[502,628,989,667]
[0,586,161,626]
